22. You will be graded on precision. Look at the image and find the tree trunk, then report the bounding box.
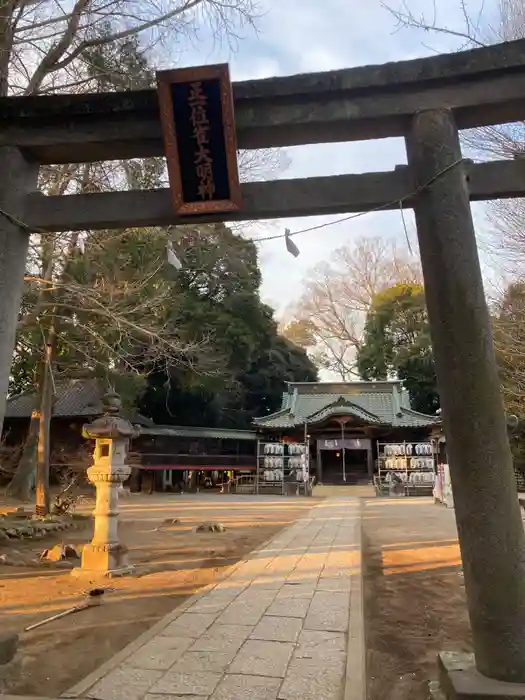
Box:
[6,246,57,503]
[11,226,77,511]
[0,1,15,97]
[35,320,56,516]
[5,407,40,501]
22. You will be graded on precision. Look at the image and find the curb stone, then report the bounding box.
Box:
[344,499,366,700]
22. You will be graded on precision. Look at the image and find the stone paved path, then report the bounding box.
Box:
[67,498,362,700]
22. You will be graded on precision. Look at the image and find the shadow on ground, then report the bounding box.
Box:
[363,498,471,700]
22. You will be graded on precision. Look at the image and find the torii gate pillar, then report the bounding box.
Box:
[407,109,525,684]
[0,148,38,437]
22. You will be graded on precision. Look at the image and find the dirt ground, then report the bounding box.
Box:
[363,497,471,700]
[0,492,313,697]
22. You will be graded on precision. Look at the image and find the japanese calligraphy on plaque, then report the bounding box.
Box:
[156,64,242,215]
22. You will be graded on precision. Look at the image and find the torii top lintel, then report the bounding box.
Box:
[1,38,525,165]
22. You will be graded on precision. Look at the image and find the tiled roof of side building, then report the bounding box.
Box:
[139,426,257,440]
[5,379,154,426]
[5,379,102,418]
[5,380,257,440]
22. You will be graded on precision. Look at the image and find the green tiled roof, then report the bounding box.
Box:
[253,381,440,430]
[393,408,440,428]
[309,400,382,425]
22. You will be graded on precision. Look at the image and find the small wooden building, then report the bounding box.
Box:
[2,380,258,492]
[131,425,257,492]
[1,379,154,485]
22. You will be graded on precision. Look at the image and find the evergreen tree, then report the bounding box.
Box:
[357,283,439,414]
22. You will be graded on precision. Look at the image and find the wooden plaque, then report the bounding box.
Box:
[156,64,242,215]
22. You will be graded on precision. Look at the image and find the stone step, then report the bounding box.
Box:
[313,484,376,498]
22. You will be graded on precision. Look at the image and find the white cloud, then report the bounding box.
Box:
[230,58,282,82]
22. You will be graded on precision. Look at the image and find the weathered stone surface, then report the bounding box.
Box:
[27,162,525,235]
[278,656,346,700]
[227,561,270,585]
[186,592,239,615]
[409,109,525,681]
[285,568,321,584]
[235,588,277,604]
[216,592,275,626]
[75,408,136,578]
[5,39,525,124]
[253,576,288,590]
[321,549,357,578]
[173,649,237,673]
[438,651,525,699]
[294,630,346,658]
[213,580,247,595]
[190,625,252,653]
[274,583,316,599]
[125,637,193,671]
[0,633,18,665]
[215,602,265,627]
[304,591,349,633]
[228,640,294,677]
[86,667,163,700]
[266,596,311,619]
[211,674,281,700]
[250,616,303,643]
[68,498,362,700]
[316,577,352,593]
[161,613,218,639]
[150,671,222,696]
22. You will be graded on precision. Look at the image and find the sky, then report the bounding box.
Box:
[156,0,496,317]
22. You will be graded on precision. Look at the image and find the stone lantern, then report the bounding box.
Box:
[72,390,139,578]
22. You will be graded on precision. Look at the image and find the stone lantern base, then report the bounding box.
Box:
[71,543,134,579]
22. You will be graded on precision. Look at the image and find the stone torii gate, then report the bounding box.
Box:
[3,37,525,694]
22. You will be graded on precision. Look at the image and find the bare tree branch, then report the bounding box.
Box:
[380,0,488,47]
[25,0,90,93]
[282,236,421,379]
[44,0,204,79]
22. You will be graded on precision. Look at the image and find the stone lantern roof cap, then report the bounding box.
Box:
[82,390,139,440]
